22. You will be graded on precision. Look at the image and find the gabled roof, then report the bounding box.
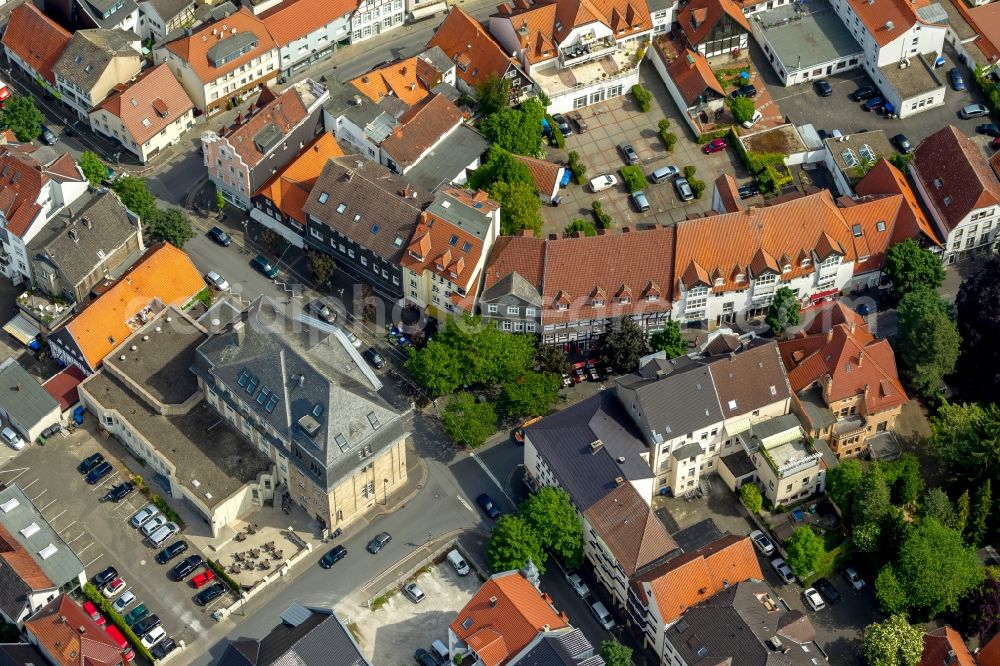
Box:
[427,7,524,88]
[966,2,1000,63]
[260,0,356,47]
[713,173,743,213]
[509,627,604,666]
[1,4,72,85]
[706,341,791,418]
[978,631,1000,666]
[666,48,725,106]
[483,233,546,295]
[451,571,569,666]
[42,365,87,412]
[0,523,54,592]
[583,483,678,576]
[349,53,449,107]
[0,357,59,430]
[57,243,206,371]
[141,0,194,23]
[912,125,1000,233]
[53,29,140,93]
[855,158,942,246]
[676,0,750,47]
[919,626,975,666]
[254,133,342,224]
[380,94,464,167]
[216,83,314,169]
[95,64,194,145]
[0,149,84,239]
[162,7,276,84]
[842,0,936,48]
[616,358,723,444]
[24,595,123,666]
[514,154,563,198]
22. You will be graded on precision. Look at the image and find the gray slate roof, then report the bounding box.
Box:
[29,191,140,289]
[0,563,33,624]
[404,124,489,193]
[617,359,723,444]
[0,358,59,430]
[525,391,652,511]
[0,643,49,665]
[142,0,193,22]
[54,30,140,92]
[79,0,141,31]
[0,485,84,592]
[481,271,543,306]
[510,627,605,666]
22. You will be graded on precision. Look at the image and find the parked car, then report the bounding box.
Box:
[949,68,966,91]
[78,453,105,474]
[803,587,826,611]
[540,117,552,137]
[891,133,913,153]
[320,545,347,568]
[39,125,57,146]
[619,143,639,165]
[363,347,385,369]
[813,577,842,604]
[141,515,169,538]
[771,558,796,584]
[130,504,159,529]
[123,604,149,627]
[205,271,229,291]
[415,648,437,666]
[150,637,177,660]
[814,79,833,97]
[565,571,590,597]
[306,299,337,324]
[366,531,392,554]
[732,84,757,98]
[147,522,179,547]
[588,174,618,192]
[855,303,873,316]
[447,549,470,576]
[92,566,118,587]
[192,569,216,589]
[569,111,588,132]
[992,137,1000,150]
[742,109,763,129]
[675,177,694,201]
[111,590,136,614]
[85,462,113,484]
[195,583,227,606]
[650,165,680,183]
[960,103,990,119]
[702,138,727,154]
[589,597,616,630]
[863,97,884,112]
[552,113,572,136]
[83,601,106,626]
[105,625,135,662]
[476,493,501,519]
[630,190,650,212]
[102,577,127,598]
[842,566,866,590]
[345,331,362,348]
[170,555,204,581]
[976,123,1000,137]
[155,540,188,564]
[749,530,775,556]
[207,226,231,246]
[104,482,135,503]
[403,582,426,604]
[141,626,167,649]
[250,254,279,278]
[1,427,23,451]
[738,183,760,199]
[850,85,878,101]
[131,614,161,637]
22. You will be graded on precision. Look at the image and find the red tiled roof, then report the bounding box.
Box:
[855,158,941,246]
[1,4,71,85]
[713,173,743,212]
[42,365,86,412]
[584,483,677,576]
[677,0,750,48]
[96,64,194,146]
[220,85,309,169]
[966,3,1000,63]
[842,0,935,47]
[350,56,444,106]
[163,8,276,84]
[666,47,725,106]
[24,595,123,666]
[912,125,1000,233]
[0,149,49,239]
[978,631,1000,666]
[483,233,546,292]
[450,571,569,666]
[514,154,562,199]
[0,524,54,591]
[254,133,341,224]
[919,626,975,666]
[427,7,524,88]
[381,94,463,167]
[261,0,356,47]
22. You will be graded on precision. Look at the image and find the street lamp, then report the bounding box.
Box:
[383,478,388,505]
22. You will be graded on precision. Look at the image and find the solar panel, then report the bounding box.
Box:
[265,394,279,413]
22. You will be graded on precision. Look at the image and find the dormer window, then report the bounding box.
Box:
[933,178,943,189]
[782,264,791,273]
[593,299,605,307]
[800,258,811,267]
[646,294,657,301]
[620,296,631,304]
[735,273,745,282]
[435,262,444,270]
[714,277,724,286]
[557,302,568,310]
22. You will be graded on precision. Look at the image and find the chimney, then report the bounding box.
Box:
[68,229,78,242]
[14,383,20,391]
[614,476,625,486]
[825,328,834,343]
[946,650,957,665]
[589,439,603,452]
[60,615,68,624]
[864,383,870,402]
[81,216,91,228]
[857,349,864,366]
[822,374,833,402]
[77,626,86,634]
[622,226,631,233]
[489,596,498,608]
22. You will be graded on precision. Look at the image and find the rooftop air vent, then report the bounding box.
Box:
[298,413,321,438]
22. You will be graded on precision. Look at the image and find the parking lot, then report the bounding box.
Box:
[0,424,233,650]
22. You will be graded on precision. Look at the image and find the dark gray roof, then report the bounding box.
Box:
[0,564,32,625]
[721,450,755,478]
[668,580,820,665]
[419,45,455,75]
[29,191,140,289]
[0,358,59,430]
[795,387,836,430]
[303,157,431,265]
[207,32,258,68]
[510,627,605,666]
[142,0,193,22]
[480,271,542,306]
[672,441,703,461]
[0,642,48,665]
[79,0,140,30]
[404,124,489,193]
[616,360,723,445]
[525,391,652,511]
[195,301,411,492]
[54,29,139,90]
[671,518,723,552]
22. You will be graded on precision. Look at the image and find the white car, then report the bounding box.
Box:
[1,427,24,451]
[111,590,136,614]
[749,530,775,556]
[102,577,126,598]
[205,271,229,291]
[140,515,168,537]
[345,331,362,348]
[565,571,590,598]
[130,504,159,529]
[843,566,866,591]
[588,174,618,193]
[771,558,796,585]
[742,109,763,129]
[803,588,826,611]
[140,626,166,649]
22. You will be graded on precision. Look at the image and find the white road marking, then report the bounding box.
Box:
[20,477,38,491]
[32,489,46,501]
[61,520,77,533]
[85,554,103,568]
[40,499,56,512]
[48,509,66,523]
[66,533,85,544]
[77,542,94,555]
[456,496,474,514]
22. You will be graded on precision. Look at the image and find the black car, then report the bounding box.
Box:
[92,566,118,587]
[366,531,392,554]
[150,637,177,659]
[104,482,135,503]
[155,540,189,564]
[195,583,227,606]
[320,545,347,568]
[814,79,833,97]
[363,347,385,369]
[850,85,877,101]
[891,133,913,153]
[85,461,113,484]
[477,493,501,519]
[170,555,204,581]
[738,183,760,199]
[732,84,757,98]
[207,226,231,246]
[78,453,105,474]
[813,577,842,604]
[415,648,437,666]
[977,123,1000,137]
[132,614,161,637]
[551,113,573,137]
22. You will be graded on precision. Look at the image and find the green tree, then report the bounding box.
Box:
[78,151,107,187]
[441,393,497,448]
[968,480,992,547]
[566,150,587,184]
[521,486,583,568]
[631,84,652,112]
[111,176,158,221]
[535,344,570,376]
[854,463,891,527]
[479,99,545,156]
[765,287,800,336]
[896,289,961,397]
[476,73,511,116]
[785,526,825,577]
[489,180,542,236]
[890,454,923,506]
[565,218,597,236]
[740,483,762,514]
[146,207,195,248]
[650,321,687,359]
[405,340,464,396]
[0,96,43,142]
[501,371,561,418]
[921,488,956,529]
[468,145,533,191]
[597,316,651,373]
[827,459,863,517]
[487,515,546,573]
[600,640,633,666]
[956,490,971,537]
[955,257,1000,401]
[730,95,756,124]
[619,165,646,192]
[215,190,225,212]
[895,518,985,618]
[862,615,925,666]
[853,521,881,553]
[307,250,336,285]
[884,238,945,296]
[889,152,913,174]
[875,566,910,615]
[931,402,1000,489]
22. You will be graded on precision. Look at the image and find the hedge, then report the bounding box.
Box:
[207,558,242,592]
[696,127,732,144]
[619,165,646,193]
[631,84,652,112]
[567,151,587,184]
[130,474,184,528]
[545,114,565,148]
[591,201,612,228]
[82,583,154,663]
[689,177,706,199]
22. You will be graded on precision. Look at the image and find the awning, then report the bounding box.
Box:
[410,1,446,20]
[809,288,839,303]
[3,314,40,346]
[725,418,752,437]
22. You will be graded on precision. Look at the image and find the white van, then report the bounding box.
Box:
[431,640,450,663]
[588,174,618,193]
[147,522,179,548]
[447,549,470,576]
[590,599,616,631]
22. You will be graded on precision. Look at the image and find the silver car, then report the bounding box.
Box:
[130,504,160,529]
[403,582,425,603]
[675,177,695,202]
[205,271,229,291]
[960,103,990,119]
[140,515,168,537]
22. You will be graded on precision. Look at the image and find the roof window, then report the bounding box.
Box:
[371,224,380,235]
[318,192,329,204]
[336,202,346,214]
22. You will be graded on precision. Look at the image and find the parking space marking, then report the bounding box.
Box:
[85,553,103,568]
[61,520,77,533]
[66,533,85,545]
[32,489,46,502]
[20,477,38,491]
[457,496,474,514]
[77,542,94,555]
[47,508,65,523]
[0,466,29,483]
[40,498,56,512]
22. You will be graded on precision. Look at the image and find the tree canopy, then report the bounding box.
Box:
[884,238,945,296]
[853,462,891,527]
[931,401,1000,489]
[955,570,1000,641]
[441,393,498,448]
[955,257,1000,400]
[78,151,107,187]
[597,316,651,373]
[146,207,195,248]
[730,96,756,124]
[827,459,863,517]
[892,518,984,618]
[920,488,956,529]
[111,176,158,222]
[489,179,542,236]
[500,371,561,418]
[478,99,545,156]
[862,615,925,666]
[650,321,687,359]
[0,96,43,142]
[520,486,583,568]
[535,345,570,375]
[600,640,633,666]
[487,515,547,573]
[740,483,762,514]
[468,145,533,192]
[785,527,825,577]
[765,287,800,336]
[475,74,511,116]
[896,288,960,397]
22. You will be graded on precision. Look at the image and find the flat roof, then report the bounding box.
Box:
[823,130,895,173]
[754,0,862,71]
[879,54,944,100]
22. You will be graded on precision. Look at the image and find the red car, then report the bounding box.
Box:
[702,139,727,154]
[83,601,106,627]
[192,569,216,589]
[992,137,1000,150]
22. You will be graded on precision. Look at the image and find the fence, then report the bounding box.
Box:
[211,541,313,621]
[362,532,483,607]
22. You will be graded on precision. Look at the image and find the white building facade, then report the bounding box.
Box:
[350,0,405,43]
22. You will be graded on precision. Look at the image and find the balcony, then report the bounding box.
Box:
[530,46,638,96]
[16,289,73,331]
[559,36,616,67]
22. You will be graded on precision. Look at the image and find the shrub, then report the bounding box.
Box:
[591,201,612,228]
[82,583,154,663]
[657,118,671,132]
[730,96,756,124]
[546,115,565,148]
[631,84,652,112]
[207,558,242,592]
[619,165,646,193]
[565,218,597,236]
[148,494,182,526]
[661,131,677,152]
[740,484,763,513]
[567,150,587,184]
[696,128,731,144]
[689,177,706,199]
[683,165,697,179]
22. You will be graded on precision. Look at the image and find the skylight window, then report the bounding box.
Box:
[371,224,380,235]
[256,387,270,405]
[246,375,259,395]
[265,394,279,413]
[448,235,458,246]
[142,118,151,128]
[462,242,472,252]
[393,236,403,247]
[876,221,886,232]
[238,369,251,387]
[852,224,862,237]
[20,523,39,538]
[335,433,349,452]
[318,192,329,204]
[0,498,18,513]
[336,202,346,213]
[38,544,57,560]
[368,411,381,430]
